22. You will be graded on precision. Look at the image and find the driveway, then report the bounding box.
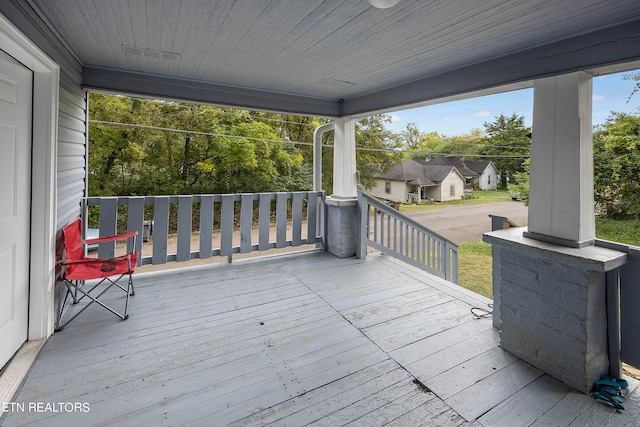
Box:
[403,201,528,245]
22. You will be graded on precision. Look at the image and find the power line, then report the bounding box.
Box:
[89,120,529,158]
[90,119,341,149]
[421,152,530,159]
[95,94,323,128]
[433,139,531,150]
[90,119,310,144]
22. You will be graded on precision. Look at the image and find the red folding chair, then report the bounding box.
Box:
[56,218,138,331]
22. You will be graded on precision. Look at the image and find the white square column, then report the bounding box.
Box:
[326,118,359,258]
[332,118,358,199]
[526,72,595,247]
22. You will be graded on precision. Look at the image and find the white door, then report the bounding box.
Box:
[0,51,32,369]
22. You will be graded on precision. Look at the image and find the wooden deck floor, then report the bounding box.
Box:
[3,251,639,426]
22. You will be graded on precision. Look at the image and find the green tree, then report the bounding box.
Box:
[593,112,640,219]
[479,113,531,188]
[355,115,403,190]
[445,129,484,157]
[88,94,147,196]
[88,94,312,196]
[405,129,485,160]
[623,71,640,103]
[401,122,422,150]
[508,158,530,206]
[89,94,401,197]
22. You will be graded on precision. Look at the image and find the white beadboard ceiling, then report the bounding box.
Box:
[26,0,640,117]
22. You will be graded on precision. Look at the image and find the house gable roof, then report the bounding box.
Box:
[417,157,478,178]
[463,160,497,174]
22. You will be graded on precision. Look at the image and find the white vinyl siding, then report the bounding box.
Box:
[479,164,499,190]
[56,83,87,228]
[371,179,407,203]
[438,170,464,201]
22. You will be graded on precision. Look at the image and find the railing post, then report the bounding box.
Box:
[177,195,193,262]
[220,194,234,263]
[275,193,287,249]
[450,245,458,284]
[607,268,622,379]
[199,195,214,259]
[127,196,145,264]
[98,197,118,259]
[240,194,253,253]
[152,196,170,265]
[356,192,367,259]
[443,241,451,282]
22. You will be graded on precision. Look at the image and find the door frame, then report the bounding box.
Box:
[0,14,59,340]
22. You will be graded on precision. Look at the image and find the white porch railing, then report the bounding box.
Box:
[357,191,458,283]
[84,191,325,265]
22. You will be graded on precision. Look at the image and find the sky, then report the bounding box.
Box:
[384,70,640,137]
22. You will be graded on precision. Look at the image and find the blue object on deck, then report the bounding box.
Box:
[592,375,628,410]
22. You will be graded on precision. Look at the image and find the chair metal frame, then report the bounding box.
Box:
[56,218,138,331]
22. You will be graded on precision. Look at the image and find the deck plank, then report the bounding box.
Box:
[402,327,500,381]
[391,317,494,367]
[344,387,439,426]
[340,288,455,329]
[445,359,543,421]
[305,378,422,426]
[228,358,404,426]
[425,346,519,400]
[477,375,572,427]
[362,299,473,352]
[384,394,467,426]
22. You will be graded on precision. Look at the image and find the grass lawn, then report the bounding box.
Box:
[400,190,512,212]
[458,241,494,299]
[456,217,640,301]
[594,217,640,247]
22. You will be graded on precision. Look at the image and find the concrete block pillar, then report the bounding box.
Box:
[326,118,359,258]
[325,198,358,258]
[526,72,595,247]
[484,228,627,393]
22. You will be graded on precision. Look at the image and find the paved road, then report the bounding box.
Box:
[403,201,528,244]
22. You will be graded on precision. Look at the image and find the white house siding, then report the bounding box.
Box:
[436,170,464,202]
[371,178,409,203]
[56,83,87,228]
[479,164,499,190]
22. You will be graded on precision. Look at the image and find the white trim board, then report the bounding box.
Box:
[0,12,59,341]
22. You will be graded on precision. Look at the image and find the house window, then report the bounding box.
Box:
[385,181,391,194]
[450,184,456,197]
[488,175,491,185]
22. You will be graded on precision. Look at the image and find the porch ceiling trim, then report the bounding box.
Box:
[342,18,640,117]
[82,66,341,118]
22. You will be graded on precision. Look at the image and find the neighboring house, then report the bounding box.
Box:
[464,160,500,190]
[421,156,478,189]
[371,159,466,203]
[422,156,499,190]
